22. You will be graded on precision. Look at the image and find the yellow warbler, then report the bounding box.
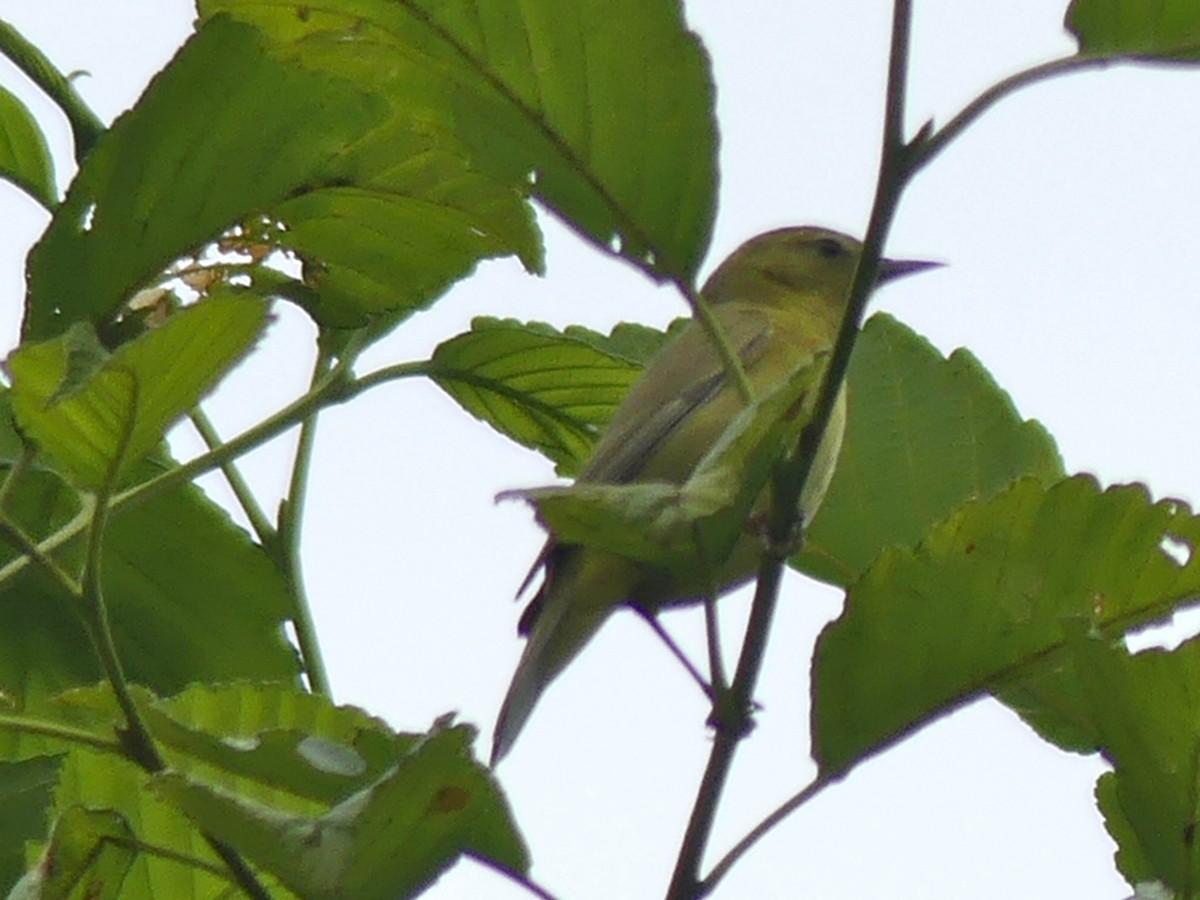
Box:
[492,226,937,763]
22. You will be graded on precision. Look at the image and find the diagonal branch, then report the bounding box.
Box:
[665,3,919,896]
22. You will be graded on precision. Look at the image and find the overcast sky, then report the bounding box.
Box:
[3,2,1199,898]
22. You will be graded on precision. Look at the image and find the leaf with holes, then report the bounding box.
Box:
[155,720,528,900]
[201,0,717,284]
[24,17,541,342]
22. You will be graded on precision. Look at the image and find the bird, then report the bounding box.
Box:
[491,226,939,764]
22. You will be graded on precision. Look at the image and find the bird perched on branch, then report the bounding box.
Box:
[492,226,938,764]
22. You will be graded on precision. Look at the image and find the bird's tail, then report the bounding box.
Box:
[491,551,634,765]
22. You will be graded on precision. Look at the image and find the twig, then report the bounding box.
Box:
[466,852,562,900]
[677,281,755,404]
[0,351,432,593]
[908,53,1113,174]
[664,3,917,896]
[700,774,837,893]
[276,348,335,695]
[0,18,105,160]
[189,408,278,547]
[76,373,274,900]
[0,442,34,510]
[635,609,713,701]
[0,712,121,754]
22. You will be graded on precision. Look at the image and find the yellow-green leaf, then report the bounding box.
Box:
[0,85,55,210]
[813,477,1200,777]
[201,0,717,283]
[8,292,269,490]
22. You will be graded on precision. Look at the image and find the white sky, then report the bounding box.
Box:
[3,2,1199,898]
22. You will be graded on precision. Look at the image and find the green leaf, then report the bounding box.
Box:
[797,313,1063,586]
[1096,773,1158,890]
[10,806,135,900]
[23,17,390,341]
[0,86,55,210]
[201,0,717,283]
[1067,0,1200,58]
[430,318,648,475]
[0,464,299,703]
[7,683,438,898]
[0,756,61,893]
[812,477,1200,777]
[23,17,541,343]
[35,745,276,900]
[155,720,528,900]
[42,684,526,896]
[8,292,269,490]
[273,166,541,330]
[142,683,411,809]
[1073,636,1200,894]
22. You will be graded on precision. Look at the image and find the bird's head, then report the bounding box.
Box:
[701,226,939,312]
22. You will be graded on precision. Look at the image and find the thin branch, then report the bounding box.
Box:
[0,351,428,592]
[681,49,1134,893]
[0,18,105,160]
[0,712,122,754]
[189,408,278,547]
[337,358,433,395]
[0,505,88,589]
[702,593,726,697]
[700,774,837,893]
[114,360,355,514]
[0,512,83,597]
[113,835,234,881]
[0,442,34,510]
[665,3,917,897]
[909,53,1113,174]
[78,375,164,773]
[677,281,755,404]
[77,375,274,900]
[276,348,335,695]
[635,609,713,701]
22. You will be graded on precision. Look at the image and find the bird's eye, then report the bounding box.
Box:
[813,238,845,259]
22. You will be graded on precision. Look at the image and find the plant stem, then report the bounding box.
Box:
[0,353,428,592]
[78,380,274,900]
[0,512,83,597]
[466,852,562,900]
[908,53,1112,174]
[189,408,278,547]
[0,712,122,754]
[116,836,234,881]
[0,18,105,159]
[678,281,755,403]
[77,377,167,775]
[700,773,836,893]
[0,443,34,510]
[676,45,1123,897]
[277,349,334,695]
[665,3,916,896]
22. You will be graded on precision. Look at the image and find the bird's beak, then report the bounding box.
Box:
[878,256,943,283]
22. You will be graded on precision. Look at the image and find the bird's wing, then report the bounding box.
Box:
[580,305,772,485]
[512,306,772,618]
